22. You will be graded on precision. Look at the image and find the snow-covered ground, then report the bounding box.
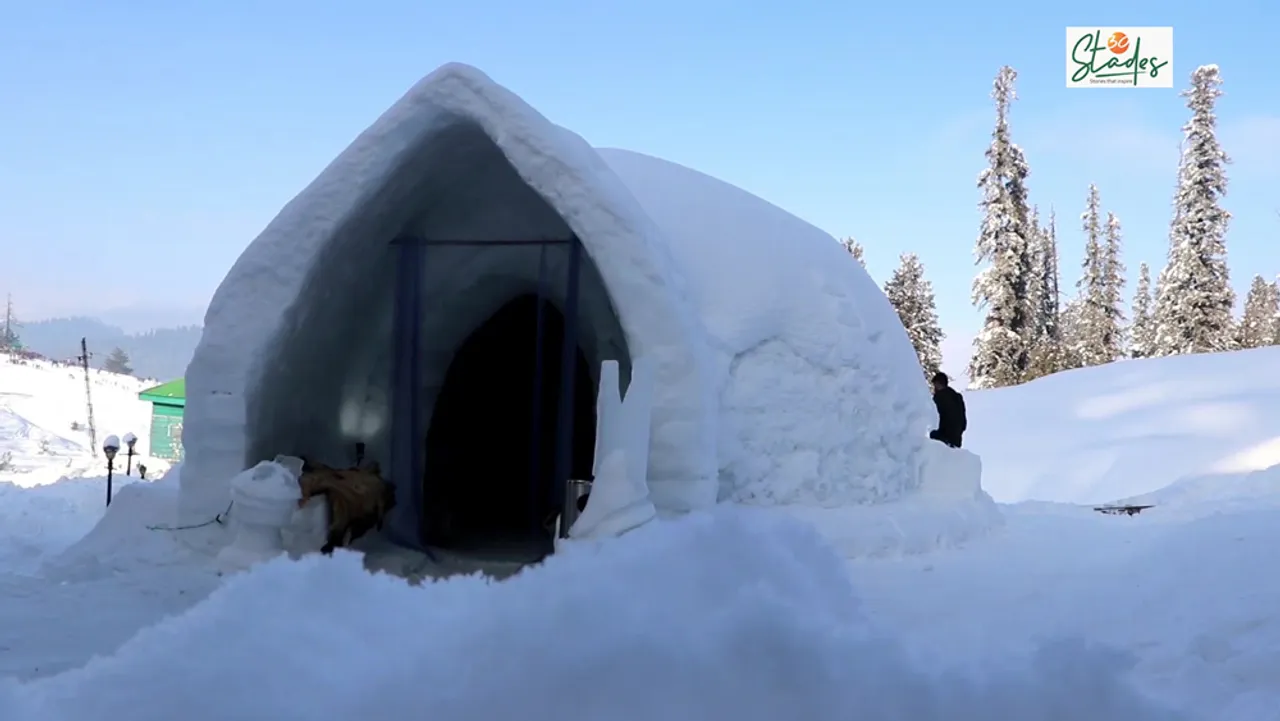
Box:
[0,354,173,574]
[1,348,1278,719]
[0,354,160,488]
[967,345,1280,507]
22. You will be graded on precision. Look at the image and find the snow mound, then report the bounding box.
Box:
[848,500,1280,718]
[787,442,1002,558]
[1119,462,1280,513]
[967,346,1280,504]
[0,476,116,575]
[2,508,1183,721]
[40,467,207,582]
[0,409,82,464]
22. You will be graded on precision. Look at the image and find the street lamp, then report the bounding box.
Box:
[102,435,120,507]
[122,432,138,476]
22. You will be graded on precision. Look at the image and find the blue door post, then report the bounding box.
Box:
[529,245,549,533]
[552,237,583,512]
[388,236,428,552]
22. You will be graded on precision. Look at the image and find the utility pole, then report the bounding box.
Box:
[78,338,98,458]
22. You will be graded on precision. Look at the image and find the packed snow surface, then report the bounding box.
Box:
[180,61,932,530]
[4,503,1188,721]
[968,346,1280,505]
[0,354,170,575]
[0,470,221,682]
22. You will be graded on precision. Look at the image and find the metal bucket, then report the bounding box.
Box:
[560,479,593,538]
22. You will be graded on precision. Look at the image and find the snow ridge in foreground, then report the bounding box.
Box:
[1,508,1185,721]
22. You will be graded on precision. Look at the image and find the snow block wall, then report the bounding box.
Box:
[179,62,934,528]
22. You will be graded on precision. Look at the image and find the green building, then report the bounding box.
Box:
[138,378,186,461]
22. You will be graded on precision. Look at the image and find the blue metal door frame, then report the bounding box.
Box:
[386,236,583,553]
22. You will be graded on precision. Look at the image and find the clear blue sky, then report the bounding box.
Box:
[2,1,1277,369]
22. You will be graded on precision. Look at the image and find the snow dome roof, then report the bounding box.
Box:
[179,62,932,527]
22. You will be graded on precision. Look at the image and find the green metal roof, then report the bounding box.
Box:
[138,378,186,406]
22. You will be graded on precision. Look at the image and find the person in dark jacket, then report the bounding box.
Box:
[928,371,966,448]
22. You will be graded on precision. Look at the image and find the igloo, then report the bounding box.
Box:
[181,62,971,560]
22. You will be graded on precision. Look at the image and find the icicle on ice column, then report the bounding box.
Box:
[568,357,658,540]
[215,459,304,572]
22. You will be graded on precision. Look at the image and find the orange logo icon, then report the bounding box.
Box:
[1107,32,1130,54]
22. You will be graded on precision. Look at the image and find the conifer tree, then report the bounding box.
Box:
[1101,211,1128,356]
[102,347,134,376]
[1129,263,1156,358]
[0,295,20,351]
[1026,208,1063,378]
[884,252,945,377]
[1236,275,1279,349]
[1153,65,1235,355]
[1039,208,1062,346]
[1025,204,1045,334]
[1273,278,1280,346]
[840,237,866,268]
[1058,297,1085,370]
[1074,185,1104,364]
[1074,187,1126,365]
[969,66,1036,388]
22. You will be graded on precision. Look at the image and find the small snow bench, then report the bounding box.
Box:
[1092,504,1153,516]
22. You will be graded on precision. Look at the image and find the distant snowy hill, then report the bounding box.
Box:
[19,317,200,380]
[0,353,165,488]
[967,346,1280,506]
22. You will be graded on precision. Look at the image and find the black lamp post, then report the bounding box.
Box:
[102,435,119,507]
[123,432,138,476]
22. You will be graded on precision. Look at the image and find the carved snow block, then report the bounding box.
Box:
[591,357,655,485]
[215,461,302,573]
[571,358,658,539]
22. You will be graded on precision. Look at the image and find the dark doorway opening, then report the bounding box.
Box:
[421,294,597,560]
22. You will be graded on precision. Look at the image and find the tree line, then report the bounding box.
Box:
[0,299,136,376]
[843,63,1280,388]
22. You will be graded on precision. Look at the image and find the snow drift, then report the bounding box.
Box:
[180,62,934,536]
[0,508,1184,721]
[967,346,1280,505]
[0,476,119,576]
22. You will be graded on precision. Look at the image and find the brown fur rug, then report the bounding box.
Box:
[298,459,396,554]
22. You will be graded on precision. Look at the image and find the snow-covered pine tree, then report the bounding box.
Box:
[1074,185,1103,366]
[1153,65,1235,355]
[1074,187,1126,364]
[1040,208,1062,345]
[1058,297,1085,370]
[969,65,1036,389]
[1129,262,1156,358]
[840,237,866,268]
[0,295,20,351]
[1101,211,1128,356]
[883,252,945,377]
[1236,275,1279,348]
[1025,204,1045,335]
[1273,277,1280,346]
[1025,207,1064,379]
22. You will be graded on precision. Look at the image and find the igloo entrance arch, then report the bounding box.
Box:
[393,236,626,560]
[245,230,632,561]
